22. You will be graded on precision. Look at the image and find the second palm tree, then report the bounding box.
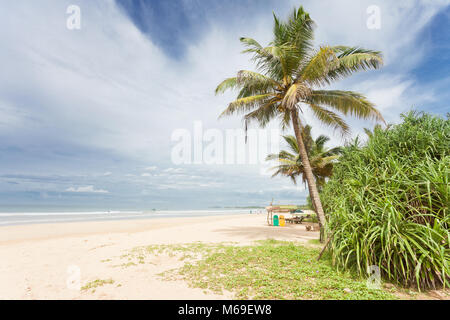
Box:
[267,125,342,190]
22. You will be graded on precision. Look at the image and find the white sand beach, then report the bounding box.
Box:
[0,213,318,300]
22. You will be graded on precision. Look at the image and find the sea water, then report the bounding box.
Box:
[0,209,254,226]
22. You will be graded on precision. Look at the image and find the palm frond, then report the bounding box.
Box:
[309,90,385,123]
[266,150,296,162]
[282,135,300,154]
[325,146,343,156]
[241,40,287,81]
[236,70,281,97]
[273,7,315,60]
[315,135,330,149]
[242,98,281,128]
[327,46,383,81]
[298,46,339,86]
[299,46,383,86]
[219,94,274,118]
[240,37,263,51]
[215,77,238,95]
[308,103,351,135]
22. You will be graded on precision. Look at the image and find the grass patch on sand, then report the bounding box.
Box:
[125,242,234,263]
[307,239,321,246]
[159,240,397,300]
[81,278,115,292]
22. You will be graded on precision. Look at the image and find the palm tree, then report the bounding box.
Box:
[215,6,384,234]
[267,125,342,190]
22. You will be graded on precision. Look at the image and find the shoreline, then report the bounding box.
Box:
[0,209,257,228]
[0,213,263,245]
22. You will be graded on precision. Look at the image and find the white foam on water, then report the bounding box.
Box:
[0,209,253,226]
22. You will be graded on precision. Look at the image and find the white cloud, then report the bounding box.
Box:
[65,186,109,194]
[2,0,445,153]
[0,0,447,206]
[278,0,449,147]
[0,100,34,133]
[163,168,184,174]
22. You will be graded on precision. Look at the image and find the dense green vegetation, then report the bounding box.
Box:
[321,111,449,290]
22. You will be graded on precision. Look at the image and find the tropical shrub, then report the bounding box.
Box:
[321,111,449,290]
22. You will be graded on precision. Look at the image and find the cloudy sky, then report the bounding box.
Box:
[0,0,448,211]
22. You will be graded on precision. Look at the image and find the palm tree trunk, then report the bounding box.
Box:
[291,109,326,242]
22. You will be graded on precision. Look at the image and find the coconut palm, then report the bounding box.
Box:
[215,6,384,233]
[267,126,342,190]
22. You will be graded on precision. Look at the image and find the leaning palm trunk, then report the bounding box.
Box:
[291,109,326,241]
[215,7,384,243]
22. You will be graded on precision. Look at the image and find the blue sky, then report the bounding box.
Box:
[0,0,449,211]
[116,0,278,58]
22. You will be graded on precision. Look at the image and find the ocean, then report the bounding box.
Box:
[0,209,263,227]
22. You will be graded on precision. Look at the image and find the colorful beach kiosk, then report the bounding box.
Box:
[266,205,302,226]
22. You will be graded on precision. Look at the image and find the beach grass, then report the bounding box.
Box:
[81,278,115,293]
[120,240,397,300]
[173,240,396,299]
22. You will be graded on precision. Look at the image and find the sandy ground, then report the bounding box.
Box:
[0,213,319,300]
